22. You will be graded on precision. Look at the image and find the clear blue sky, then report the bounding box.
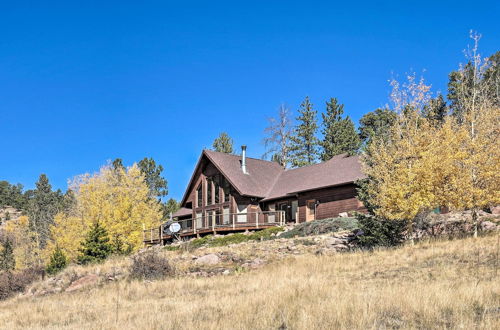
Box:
[1,1,499,200]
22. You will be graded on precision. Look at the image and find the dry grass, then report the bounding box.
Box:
[0,234,499,329]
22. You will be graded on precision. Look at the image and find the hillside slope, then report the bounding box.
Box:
[0,234,498,329]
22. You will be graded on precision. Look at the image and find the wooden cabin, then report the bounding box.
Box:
[144,146,366,244]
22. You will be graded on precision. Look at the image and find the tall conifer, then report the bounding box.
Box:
[289,96,319,167]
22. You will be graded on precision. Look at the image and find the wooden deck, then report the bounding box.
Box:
[143,211,285,245]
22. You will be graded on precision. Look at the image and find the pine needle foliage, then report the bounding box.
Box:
[77,222,112,265]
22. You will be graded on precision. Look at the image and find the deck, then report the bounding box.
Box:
[143,211,286,245]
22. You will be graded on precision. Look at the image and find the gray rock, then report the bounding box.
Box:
[195,254,220,265]
[480,221,497,231]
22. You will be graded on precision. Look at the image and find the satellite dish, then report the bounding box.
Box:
[169,222,181,233]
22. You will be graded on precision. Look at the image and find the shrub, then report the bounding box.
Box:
[0,239,15,271]
[46,246,68,275]
[356,213,407,249]
[77,221,113,265]
[130,250,174,280]
[0,267,44,300]
[280,217,359,238]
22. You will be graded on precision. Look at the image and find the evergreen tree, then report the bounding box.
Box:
[163,198,180,218]
[289,96,319,167]
[0,239,15,271]
[46,246,67,275]
[320,98,360,160]
[212,132,234,154]
[358,108,397,145]
[77,222,112,265]
[112,158,125,172]
[0,181,28,210]
[27,174,63,250]
[422,94,448,125]
[448,50,500,121]
[138,157,168,200]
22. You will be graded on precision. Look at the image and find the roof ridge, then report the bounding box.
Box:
[203,149,283,167]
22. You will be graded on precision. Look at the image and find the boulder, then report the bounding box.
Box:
[480,221,497,231]
[325,237,346,246]
[195,254,220,265]
[65,274,99,293]
[491,206,500,215]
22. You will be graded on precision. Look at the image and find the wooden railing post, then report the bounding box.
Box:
[232,214,235,230]
[159,224,163,246]
[256,212,259,229]
[150,228,153,243]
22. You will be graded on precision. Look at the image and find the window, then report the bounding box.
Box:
[214,176,220,204]
[222,176,230,202]
[196,184,202,207]
[196,212,202,229]
[268,203,275,223]
[206,178,212,205]
[237,204,247,223]
[223,207,230,224]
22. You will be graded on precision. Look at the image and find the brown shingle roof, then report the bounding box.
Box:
[172,207,192,217]
[262,153,365,201]
[204,150,283,198]
[179,150,365,206]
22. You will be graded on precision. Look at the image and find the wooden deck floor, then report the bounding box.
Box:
[143,223,279,245]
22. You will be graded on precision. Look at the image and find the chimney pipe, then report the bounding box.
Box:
[241,145,248,174]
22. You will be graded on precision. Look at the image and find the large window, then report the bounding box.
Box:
[196,184,202,207]
[206,178,213,205]
[222,176,230,202]
[214,175,220,204]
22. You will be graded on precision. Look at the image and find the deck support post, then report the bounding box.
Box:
[256,213,259,229]
[232,214,235,230]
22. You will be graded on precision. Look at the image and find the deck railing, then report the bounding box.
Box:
[143,210,286,243]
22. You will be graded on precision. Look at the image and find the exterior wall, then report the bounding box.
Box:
[181,156,258,226]
[297,183,366,223]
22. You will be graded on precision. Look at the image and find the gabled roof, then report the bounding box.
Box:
[180,149,365,206]
[262,153,365,201]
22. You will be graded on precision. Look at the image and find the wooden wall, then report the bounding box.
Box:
[296,183,366,222]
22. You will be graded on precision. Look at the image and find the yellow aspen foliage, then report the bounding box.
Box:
[3,215,42,269]
[363,106,500,223]
[46,164,163,261]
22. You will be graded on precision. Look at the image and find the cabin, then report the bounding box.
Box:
[143,146,367,244]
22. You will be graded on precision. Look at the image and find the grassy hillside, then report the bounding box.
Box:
[1,234,499,329]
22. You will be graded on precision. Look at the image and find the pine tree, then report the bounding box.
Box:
[77,222,112,265]
[423,94,448,124]
[138,157,168,200]
[27,174,63,250]
[0,239,15,271]
[320,98,360,160]
[163,198,180,218]
[358,108,397,146]
[46,246,67,275]
[289,96,319,167]
[212,132,234,154]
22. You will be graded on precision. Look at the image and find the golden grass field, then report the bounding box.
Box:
[0,234,499,329]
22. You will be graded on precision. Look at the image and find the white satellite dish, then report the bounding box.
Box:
[169,222,181,233]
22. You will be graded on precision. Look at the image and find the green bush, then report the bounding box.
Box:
[355,213,407,249]
[77,222,113,265]
[0,239,15,271]
[280,217,359,238]
[46,246,67,275]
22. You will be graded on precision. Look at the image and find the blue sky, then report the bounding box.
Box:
[1,1,499,200]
